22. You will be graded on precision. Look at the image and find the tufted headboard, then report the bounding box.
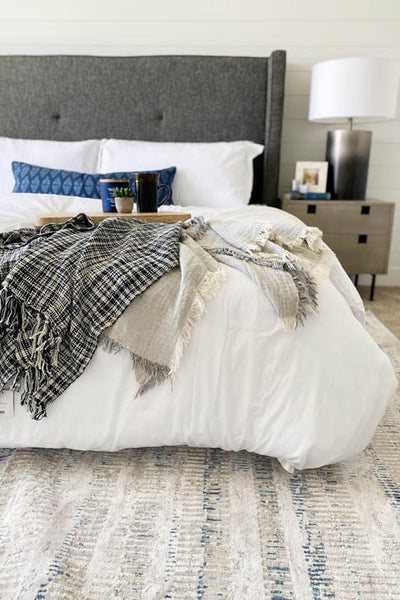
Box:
[0,52,286,206]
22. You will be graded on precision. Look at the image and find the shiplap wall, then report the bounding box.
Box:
[1,0,400,284]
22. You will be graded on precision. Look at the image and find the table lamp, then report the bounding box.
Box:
[308,57,399,199]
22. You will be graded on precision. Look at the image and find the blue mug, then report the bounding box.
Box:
[100,178,130,213]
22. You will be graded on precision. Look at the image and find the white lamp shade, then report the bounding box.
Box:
[309,57,399,123]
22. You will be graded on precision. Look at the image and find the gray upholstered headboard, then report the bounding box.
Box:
[0,52,286,206]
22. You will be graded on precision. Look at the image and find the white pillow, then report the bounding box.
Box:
[99,139,264,208]
[0,137,101,196]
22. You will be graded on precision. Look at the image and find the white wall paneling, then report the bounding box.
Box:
[1,0,399,284]
[4,0,400,23]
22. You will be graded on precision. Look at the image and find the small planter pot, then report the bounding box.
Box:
[115,197,134,214]
[299,184,309,194]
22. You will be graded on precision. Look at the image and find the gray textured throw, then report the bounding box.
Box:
[102,234,225,395]
[185,216,333,331]
[102,214,332,399]
[0,214,182,419]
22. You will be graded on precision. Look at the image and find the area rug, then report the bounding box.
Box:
[0,312,399,600]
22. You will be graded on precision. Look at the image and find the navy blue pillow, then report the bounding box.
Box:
[11,162,176,206]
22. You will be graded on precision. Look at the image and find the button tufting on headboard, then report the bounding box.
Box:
[52,113,61,120]
[155,111,164,121]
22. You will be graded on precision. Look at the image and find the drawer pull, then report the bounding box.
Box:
[307,204,316,214]
[361,206,370,215]
[358,234,368,244]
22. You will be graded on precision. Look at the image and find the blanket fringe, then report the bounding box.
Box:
[100,266,225,394]
[169,266,225,375]
[281,316,297,332]
[0,287,19,334]
[254,226,272,251]
[100,335,170,397]
[309,246,336,279]
[266,226,324,253]
[0,287,62,419]
[282,261,318,329]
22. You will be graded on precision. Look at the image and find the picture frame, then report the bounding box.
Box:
[295,161,328,193]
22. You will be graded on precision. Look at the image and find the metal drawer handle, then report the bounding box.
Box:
[307,204,316,214]
[358,234,368,244]
[361,206,370,215]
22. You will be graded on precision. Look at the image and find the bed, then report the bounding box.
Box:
[0,53,397,472]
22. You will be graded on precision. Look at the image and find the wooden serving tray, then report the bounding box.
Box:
[36,212,191,226]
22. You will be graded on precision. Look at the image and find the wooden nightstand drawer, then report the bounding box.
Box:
[280,198,395,299]
[323,234,388,274]
[285,202,392,234]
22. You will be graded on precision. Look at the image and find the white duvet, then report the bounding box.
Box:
[0,194,397,472]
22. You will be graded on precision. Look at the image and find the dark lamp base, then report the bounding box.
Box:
[326,130,371,200]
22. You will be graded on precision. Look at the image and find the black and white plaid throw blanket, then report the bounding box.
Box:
[0,214,181,419]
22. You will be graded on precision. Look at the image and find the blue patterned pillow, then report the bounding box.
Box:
[11,162,176,206]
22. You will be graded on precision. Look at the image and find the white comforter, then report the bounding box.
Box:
[0,194,397,472]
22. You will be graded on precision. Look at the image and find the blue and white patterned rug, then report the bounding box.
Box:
[0,311,399,600]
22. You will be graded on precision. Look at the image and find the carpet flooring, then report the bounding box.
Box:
[359,286,400,339]
[0,312,399,599]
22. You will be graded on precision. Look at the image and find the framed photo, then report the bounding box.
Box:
[295,161,328,193]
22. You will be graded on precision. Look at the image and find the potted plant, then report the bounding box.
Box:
[299,177,309,195]
[113,187,134,214]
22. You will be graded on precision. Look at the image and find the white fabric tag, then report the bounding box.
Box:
[0,390,15,418]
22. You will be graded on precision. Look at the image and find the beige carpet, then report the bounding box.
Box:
[360,285,400,339]
[0,312,398,599]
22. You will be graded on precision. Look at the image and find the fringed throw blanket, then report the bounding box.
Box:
[183,215,334,332]
[0,214,182,419]
[102,235,225,396]
[102,213,333,397]
[0,210,333,418]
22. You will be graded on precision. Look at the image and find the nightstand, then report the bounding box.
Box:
[280,198,395,300]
